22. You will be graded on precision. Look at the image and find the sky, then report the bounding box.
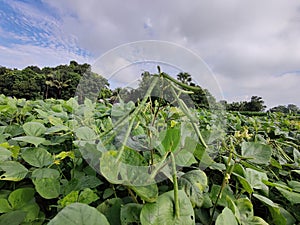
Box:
[0,0,299,108]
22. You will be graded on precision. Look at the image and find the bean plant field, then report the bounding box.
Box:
[0,74,299,224]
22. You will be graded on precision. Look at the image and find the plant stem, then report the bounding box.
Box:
[209,139,234,225]
[169,83,208,148]
[171,152,180,218]
[156,72,202,92]
[116,76,159,161]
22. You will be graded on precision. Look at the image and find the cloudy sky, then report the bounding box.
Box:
[0,0,299,108]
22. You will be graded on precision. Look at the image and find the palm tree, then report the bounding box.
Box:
[45,72,71,99]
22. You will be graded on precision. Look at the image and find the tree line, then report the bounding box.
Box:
[0,61,299,113]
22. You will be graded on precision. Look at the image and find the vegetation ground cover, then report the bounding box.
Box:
[0,71,299,224]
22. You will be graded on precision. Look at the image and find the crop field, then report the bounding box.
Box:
[0,77,299,224]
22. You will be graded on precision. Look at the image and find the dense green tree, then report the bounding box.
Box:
[244,96,266,112]
[0,68,45,99]
[269,104,299,114]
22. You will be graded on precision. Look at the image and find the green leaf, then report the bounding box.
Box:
[97,198,122,225]
[78,188,99,204]
[58,191,79,208]
[210,185,235,207]
[216,207,238,225]
[253,194,286,225]
[31,168,60,179]
[174,137,197,167]
[21,202,40,223]
[288,180,300,192]
[130,184,158,203]
[245,168,268,193]
[32,168,60,199]
[23,122,46,137]
[121,203,142,225]
[33,178,60,199]
[0,199,12,213]
[0,210,27,225]
[0,161,28,181]
[48,203,110,225]
[241,142,272,165]
[232,172,253,194]
[22,147,53,167]
[45,125,69,134]
[276,187,300,204]
[103,188,114,199]
[0,146,12,161]
[160,127,181,154]
[140,190,195,225]
[12,136,46,147]
[75,127,97,141]
[178,170,208,207]
[245,216,269,225]
[8,188,35,209]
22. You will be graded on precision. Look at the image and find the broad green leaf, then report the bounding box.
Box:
[75,126,97,141]
[32,168,60,199]
[160,127,181,154]
[245,168,268,193]
[236,198,254,222]
[100,150,123,184]
[22,147,53,167]
[175,137,197,167]
[226,197,241,223]
[193,143,215,167]
[216,207,238,225]
[33,178,60,199]
[8,188,35,209]
[130,184,158,203]
[253,194,286,225]
[0,210,27,225]
[232,172,253,194]
[78,188,99,204]
[241,142,272,165]
[0,199,12,213]
[276,187,300,204]
[97,198,122,225]
[210,185,235,207]
[0,146,12,161]
[279,207,296,225]
[48,115,63,125]
[288,180,300,192]
[20,202,40,223]
[63,176,102,195]
[178,170,208,207]
[31,168,60,179]
[45,125,69,134]
[48,203,110,225]
[0,161,28,181]
[12,136,46,147]
[23,122,46,137]
[121,203,142,225]
[140,190,195,225]
[245,216,269,225]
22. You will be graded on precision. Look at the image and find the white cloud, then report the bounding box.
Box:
[1,0,300,107]
[0,44,91,69]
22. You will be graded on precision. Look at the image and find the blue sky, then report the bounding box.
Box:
[0,0,299,107]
